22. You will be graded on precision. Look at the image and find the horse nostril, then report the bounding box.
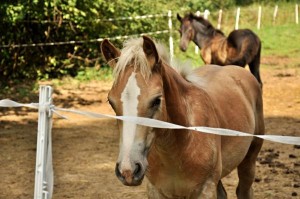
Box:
[115,163,123,179]
[133,163,142,177]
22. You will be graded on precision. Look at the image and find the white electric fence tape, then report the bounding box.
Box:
[1,99,300,145]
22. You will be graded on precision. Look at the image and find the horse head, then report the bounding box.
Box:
[177,13,196,51]
[177,13,217,51]
[101,36,167,186]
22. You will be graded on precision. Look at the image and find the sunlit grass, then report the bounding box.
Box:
[255,24,300,57]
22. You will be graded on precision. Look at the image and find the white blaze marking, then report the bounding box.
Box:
[120,72,140,170]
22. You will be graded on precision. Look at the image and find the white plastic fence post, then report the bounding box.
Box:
[195,10,201,16]
[273,5,278,25]
[203,9,210,19]
[235,7,240,30]
[296,4,299,24]
[34,85,53,199]
[257,6,262,30]
[168,10,174,62]
[217,9,223,29]
[195,11,201,54]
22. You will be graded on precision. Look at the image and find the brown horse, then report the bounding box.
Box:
[177,13,262,86]
[101,36,264,198]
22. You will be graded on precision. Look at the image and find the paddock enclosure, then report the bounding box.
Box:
[0,56,300,199]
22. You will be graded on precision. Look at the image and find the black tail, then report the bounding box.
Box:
[249,42,262,86]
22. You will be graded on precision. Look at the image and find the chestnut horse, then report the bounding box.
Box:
[177,13,262,86]
[101,36,264,199]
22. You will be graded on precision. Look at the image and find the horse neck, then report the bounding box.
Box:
[160,63,192,126]
[192,20,224,49]
[148,64,220,177]
[152,63,209,150]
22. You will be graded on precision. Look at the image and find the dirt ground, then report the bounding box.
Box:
[0,57,300,199]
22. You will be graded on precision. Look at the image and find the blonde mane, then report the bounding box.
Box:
[112,37,202,85]
[113,37,170,82]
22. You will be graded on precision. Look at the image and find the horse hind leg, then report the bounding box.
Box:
[236,137,263,199]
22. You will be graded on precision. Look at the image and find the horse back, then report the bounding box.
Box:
[191,64,264,176]
[192,65,262,132]
[227,29,260,49]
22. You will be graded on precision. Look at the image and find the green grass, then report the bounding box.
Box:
[255,24,300,57]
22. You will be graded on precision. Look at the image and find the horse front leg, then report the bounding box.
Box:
[189,178,219,199]
[217,180,227,199]
[147,182,167,199]
[200,48,212,64]
[192,180,227,199]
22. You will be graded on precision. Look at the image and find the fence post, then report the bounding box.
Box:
[195,11,201,54]
[257,6,262,30]
[204,9,210,19]
[34,85,53,199]
[273,5,278,25]
[217,9,223,29]
[296,4,299,25]
[168,10,174,62]
[235,7,240,30]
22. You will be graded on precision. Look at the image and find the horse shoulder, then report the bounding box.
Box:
[193,65,261,123]
[200,46,212,64]
[214,38,228,64]
[203,36,228,65]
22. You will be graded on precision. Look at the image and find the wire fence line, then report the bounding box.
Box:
[3,13,169,24]
[0,4,298,49]
[0,30,170,48]
[0,12,172,48]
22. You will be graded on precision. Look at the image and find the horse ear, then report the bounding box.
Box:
[100,39,121,68]
[177,13,182,21]
[188,12,195,19]
[142,36,159,70]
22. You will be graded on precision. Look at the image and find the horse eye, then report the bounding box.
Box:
[150,97,161,109]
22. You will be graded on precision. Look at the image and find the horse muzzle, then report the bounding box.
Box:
[180,45,187,52]
[115,162,145,186]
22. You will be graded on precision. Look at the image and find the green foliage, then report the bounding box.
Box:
[75,66,112,82]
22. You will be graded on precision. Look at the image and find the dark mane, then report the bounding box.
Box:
[188,13,225,36]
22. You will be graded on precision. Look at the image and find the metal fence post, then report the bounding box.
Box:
[34,85,53,199]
